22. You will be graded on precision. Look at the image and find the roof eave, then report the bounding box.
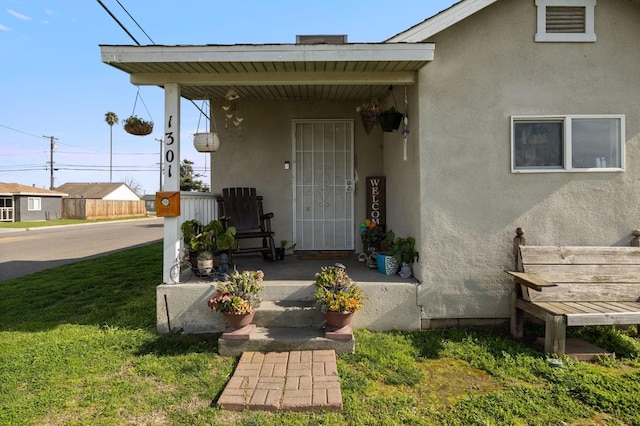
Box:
[387,0,499,42]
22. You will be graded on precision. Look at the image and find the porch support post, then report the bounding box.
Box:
[162,83,181,283]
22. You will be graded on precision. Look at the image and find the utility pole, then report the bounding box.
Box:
[155,137,163,191]
[43,135,58,189]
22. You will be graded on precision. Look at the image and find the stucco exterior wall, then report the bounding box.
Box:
[209,100,385,252]
[416,0,640,321]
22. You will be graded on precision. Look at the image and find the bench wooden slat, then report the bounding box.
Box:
[524,264,640,283]
[565,311,640,326]
[527,282,640,302]
[505,271,556,291]
[519,246,640,264]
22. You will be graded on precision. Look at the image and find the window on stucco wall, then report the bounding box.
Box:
[511,115,625,172]
[535,0,596,42]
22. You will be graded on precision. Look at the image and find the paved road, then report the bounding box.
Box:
[0,217,163,281]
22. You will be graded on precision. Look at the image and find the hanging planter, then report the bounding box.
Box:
[123,115,153,136]
[356,99,381,135]
[124,88,154,136]
[379,86,405,132]
[193,96,221,152]
[379,108,404,132]
[193,132,220,152]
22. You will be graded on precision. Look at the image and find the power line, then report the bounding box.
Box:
[115,0,155,44]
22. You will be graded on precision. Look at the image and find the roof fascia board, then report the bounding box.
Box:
[101,43,434,64]
[387,0,499,42]
[130,71,420,86]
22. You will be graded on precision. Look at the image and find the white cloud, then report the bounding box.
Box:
[0,23,11,31]
[6,9,31,21]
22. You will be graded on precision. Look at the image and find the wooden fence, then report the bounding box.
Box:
[62,199,146,219]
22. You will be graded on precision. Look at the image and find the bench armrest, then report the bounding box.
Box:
[505,271,557,291]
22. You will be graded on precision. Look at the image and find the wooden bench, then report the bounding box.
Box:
[507,228,640,355]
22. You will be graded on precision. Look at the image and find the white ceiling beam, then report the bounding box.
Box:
[130,71,419,86]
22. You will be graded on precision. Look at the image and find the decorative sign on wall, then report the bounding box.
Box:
[366,176,386,226]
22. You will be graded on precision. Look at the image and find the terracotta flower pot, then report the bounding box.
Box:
[223,311,255,329]
[325,311,354,328]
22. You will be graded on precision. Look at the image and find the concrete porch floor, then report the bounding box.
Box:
[197,252,418,284]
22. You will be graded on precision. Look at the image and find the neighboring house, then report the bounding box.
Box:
[0,182,67,222]
[101,0,640,330]
[56,182,145,219]
[142,194,156,214]
[56,182,141,201]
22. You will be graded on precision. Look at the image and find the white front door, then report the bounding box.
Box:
[293,120,354,250]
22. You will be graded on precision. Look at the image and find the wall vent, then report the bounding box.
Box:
[296,35,348,44]
[546,6,586,33]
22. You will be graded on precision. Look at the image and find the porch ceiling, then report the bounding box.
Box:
[100,43,434,101]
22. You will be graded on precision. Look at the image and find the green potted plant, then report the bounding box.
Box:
[188,219,236,275]
[314,264,366,328]
[391,236,419,278]
[206,269,264,329]
[181,219,204,267]
[275,240,296,261]
[123,115,153,136]
[376,230,398,275]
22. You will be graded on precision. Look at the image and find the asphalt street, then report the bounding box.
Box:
[0,217,163,281]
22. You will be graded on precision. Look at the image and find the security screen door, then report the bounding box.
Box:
[293,120,354,250]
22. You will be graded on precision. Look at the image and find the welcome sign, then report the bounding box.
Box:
[366,176,386,226]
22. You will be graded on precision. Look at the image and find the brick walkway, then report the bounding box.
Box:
[216,350,342,412]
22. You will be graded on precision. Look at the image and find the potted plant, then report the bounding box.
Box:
[275,240,296,261]
[391,236,419,278]
[188,219,236,275]
[379,106,404,132]
[123,115,153,136]
[314,264,366,328]
[360,219,385,251]
[207,269,264,329]
[356,99,381,135]
[196,250,215,276]
[181,219,204,267]
[376,230,399,275]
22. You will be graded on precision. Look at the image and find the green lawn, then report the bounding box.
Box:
[1,242,639,425]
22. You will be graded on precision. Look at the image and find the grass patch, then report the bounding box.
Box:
[0,216,148,229]
[1,242,639,425]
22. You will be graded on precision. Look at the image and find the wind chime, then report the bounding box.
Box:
[401,87,410,161]
[221,89,243,136]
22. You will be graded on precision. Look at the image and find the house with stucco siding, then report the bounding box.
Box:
[101,0,640,333]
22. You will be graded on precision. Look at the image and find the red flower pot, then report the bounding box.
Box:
[325,311,354,328]
[223,312,255,329]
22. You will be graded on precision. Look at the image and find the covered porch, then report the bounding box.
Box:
[101,40,433,333]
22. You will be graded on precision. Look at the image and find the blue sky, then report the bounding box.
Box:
[0,0,456,195]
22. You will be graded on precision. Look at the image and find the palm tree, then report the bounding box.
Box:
[105,112,119,183]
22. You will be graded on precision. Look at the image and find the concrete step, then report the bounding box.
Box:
[259,281,316,302]
[218,326,355,357]
[255,301,324,328]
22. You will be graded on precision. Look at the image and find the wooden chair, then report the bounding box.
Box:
[216,188,276,261]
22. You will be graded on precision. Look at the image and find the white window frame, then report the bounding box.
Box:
[28,197,42,211]
[535,0,596,42]
[511,115,625,173]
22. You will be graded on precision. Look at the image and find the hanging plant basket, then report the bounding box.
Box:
[359,109,380,135]
[123,115,153,136]
[193,132,220,152]
[379,110,404,132]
